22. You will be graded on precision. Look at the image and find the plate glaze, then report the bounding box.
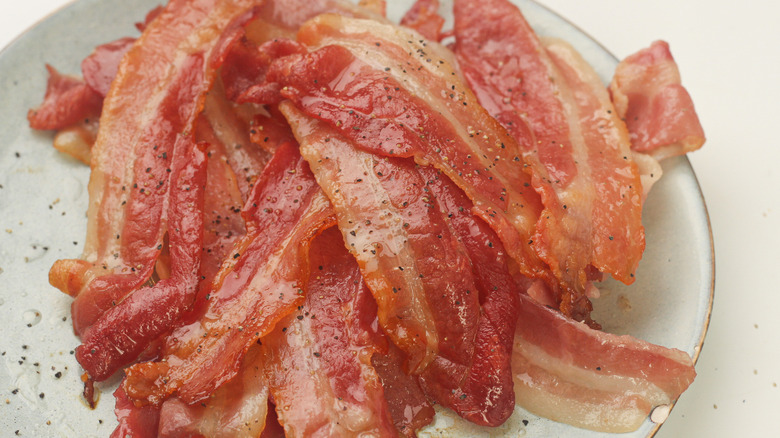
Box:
[0,0,713,436]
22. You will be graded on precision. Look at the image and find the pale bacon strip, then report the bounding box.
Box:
[453,0,644,321]
[263,14,550,294]
[262,227,396,437]
[123,142,335,406]
[49,0,266,335]
[609,41,705,161]
[283,103,480,374]
[512,293,696,433]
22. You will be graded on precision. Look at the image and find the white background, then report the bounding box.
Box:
[1,1,777,437]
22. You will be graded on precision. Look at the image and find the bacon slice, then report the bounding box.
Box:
[123,142,335,406]
[416,167,519,426]
[75,138,208,381]
[453,0,644,321]
[609,40,705,161]
[284,104,480,374]
[512,293,696,432]
[46,0,264,337]
[262,14,550,298]
[110,384,161,438]
[157,345,271,438]
[262,227,396,436]
[28,65,103,131]
[81,37,136,97]
[370,344,435,437]
[400,0,444,41]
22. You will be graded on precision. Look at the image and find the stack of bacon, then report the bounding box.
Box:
[29,0,705,436]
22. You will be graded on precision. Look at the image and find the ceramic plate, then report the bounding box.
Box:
[0,0,714,436]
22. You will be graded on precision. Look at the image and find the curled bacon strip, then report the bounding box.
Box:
[609,40,706,161]
[27,65,102,131]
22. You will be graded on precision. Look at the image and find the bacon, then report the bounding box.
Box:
[263,14,551,298]
[511,293,696,432]
[453,0,644,321]
[110,384,161,438]
[48,0,265,336]
[75,139,208,381]
[28,65,103,131]
[416,167,519,426]
[400,0,445,41]
[201,82,273,200]
[371,344,435,437]
[609,40,706,161]
[157,345,271,438]
[123,142,336,406]
[284,104,480,374]
[81,37,136,97]
[262,227,396,437]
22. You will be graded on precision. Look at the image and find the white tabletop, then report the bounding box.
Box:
[2,1,777,437]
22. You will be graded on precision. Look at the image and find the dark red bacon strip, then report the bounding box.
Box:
[262,227,396,437]
[284,104,480,374]
[75,138,207,381]
[371,343,436,437]
[416,167,519,426]
[609,40,706,160]
[123,142,335,406]
[511,293,696,432]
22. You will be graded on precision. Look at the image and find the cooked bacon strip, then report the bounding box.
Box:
[28,65,102,131]
[453,0,644,320]
[262,227,396,437]
[110,384,161,438]
[609,40,706,161]
[123,142,335,406]
[416,167,519,426]
[81,37,136,97]
[75,139,207,381]
[371,343,435,437]
[158,345,271,437]
[48,0,264,335]
[543,37,645,283]
[512,293,696,432]
[284,104,480,374]
[263,14,550,294]
[400,0,444,41]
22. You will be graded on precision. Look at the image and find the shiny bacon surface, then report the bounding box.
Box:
[30,0,705,436]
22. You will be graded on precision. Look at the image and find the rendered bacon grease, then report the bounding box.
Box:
[29,0,705,435]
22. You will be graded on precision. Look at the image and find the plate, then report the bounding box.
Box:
[0,0,714,436]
